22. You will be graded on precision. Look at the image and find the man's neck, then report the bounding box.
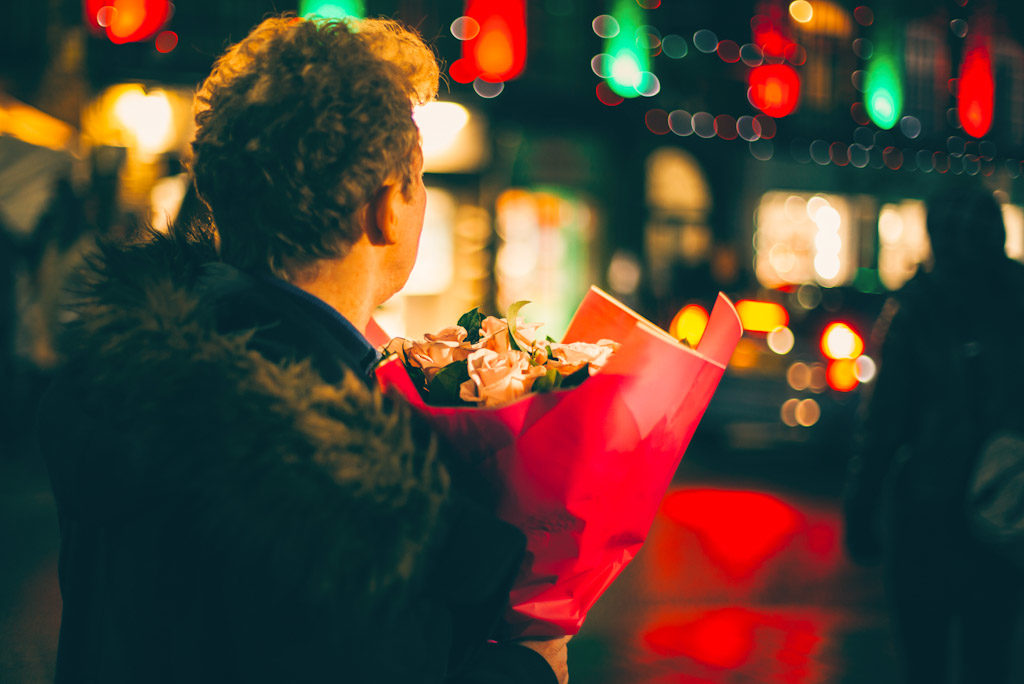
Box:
[289,245,380,335]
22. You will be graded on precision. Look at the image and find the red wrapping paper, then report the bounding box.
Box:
[374,286,742,638]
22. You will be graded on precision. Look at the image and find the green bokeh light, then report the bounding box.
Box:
[299,0,365,20]
[605,0,650,98]
[863,32,903,130]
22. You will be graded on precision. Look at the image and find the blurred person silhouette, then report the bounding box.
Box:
[38,16,566,684]
[0,218,16,452]
[844,181,1024,683]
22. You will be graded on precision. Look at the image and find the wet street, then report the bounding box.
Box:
[571,448,901,684]
[1,436,1018,683]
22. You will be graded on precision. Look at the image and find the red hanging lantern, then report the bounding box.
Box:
[957,34,995,138]
[748,64,801,118]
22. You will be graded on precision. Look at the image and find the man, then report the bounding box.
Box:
[844,182,1024,683]
[40,16,566,683]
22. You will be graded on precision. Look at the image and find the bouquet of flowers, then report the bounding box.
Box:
[371,286,742,638]
[382,300,621,408]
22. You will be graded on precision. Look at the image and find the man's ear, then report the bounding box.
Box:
[365,182,402,247]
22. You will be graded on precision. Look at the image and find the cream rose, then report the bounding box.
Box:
[406,331,474,381]
[425,326,468,345]
[477,316,545,354]
[548,339,620,375]
[459,348,546,407]
[477,316,513,353]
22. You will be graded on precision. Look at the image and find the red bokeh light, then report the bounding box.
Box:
[641,607,827,674]
[645,109,670,135]
[754,114,776,139]
[752,13,794,58]
[449,0,527,84]
[748,64,800,118]
[154,30,177,53]
[595,82,624,106]
[85,0,172,44]
[958,38,995,138]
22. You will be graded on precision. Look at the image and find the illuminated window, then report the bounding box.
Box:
[877,200,928,291]
[644,148,713,299]
[1003,204,1024,262]
[754,192,855,288]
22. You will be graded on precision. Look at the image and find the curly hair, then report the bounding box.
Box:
[191,16,438,279]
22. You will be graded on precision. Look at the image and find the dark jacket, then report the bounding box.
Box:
[845,258,1024,563]
[39,227,555,683]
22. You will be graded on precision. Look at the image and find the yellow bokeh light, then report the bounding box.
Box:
[827,358,859,392]
[736,300,789,333]
[112,85,175,155]
[669,304,709,347]
[789,0,814,23]
[820,321,863,359]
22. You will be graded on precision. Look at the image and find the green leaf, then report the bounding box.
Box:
[560,363,591,389]
[532,367,562,393]
[457,307,485,344]
[426,360,473,407]
[406,364,428,400]
[505,300,530,352]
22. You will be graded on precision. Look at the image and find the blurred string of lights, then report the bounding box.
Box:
[601,0,1020,179]
[83,0,177,52]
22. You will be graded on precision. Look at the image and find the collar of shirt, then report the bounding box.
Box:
[254,274,382,380]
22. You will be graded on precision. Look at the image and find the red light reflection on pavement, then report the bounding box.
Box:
[659,489,803,580]
[640,606,832,682]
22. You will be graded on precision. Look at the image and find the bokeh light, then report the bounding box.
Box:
[795,398,821,426]
[789,0,813,24]
[736,300,788,333]
[854,355,877,383]
[853,6,874,26]
[592,14,620,38]
[693,29,719,53]
[668,110,694,135]
[826,359,858,392]
[661,34,688,59]
[692,112,716,138]
[450,16,481,40]
[767,326,795,355]
[669,304,709,347]
[787,362,811,391]
[717,40,740,63]
[112,85,175,154]
[645,109,670,135]
[596,82,624,105]
[473,78,504,98]
[715,115,738,141]
[821,322,863,360]
[154,30,177,53]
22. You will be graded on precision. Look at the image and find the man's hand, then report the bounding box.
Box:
[519,636,570,684]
